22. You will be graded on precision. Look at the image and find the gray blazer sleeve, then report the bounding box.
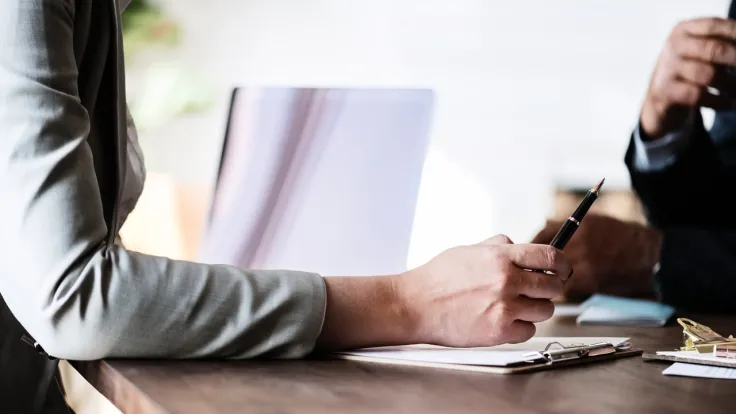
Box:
[0,0,326,360]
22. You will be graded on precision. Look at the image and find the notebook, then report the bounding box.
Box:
[575,294,675,327]
[334,337,641,374]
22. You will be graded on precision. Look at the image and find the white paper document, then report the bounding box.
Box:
[657,351,736,367]
[336,337,629,367]
[663,363,736,379]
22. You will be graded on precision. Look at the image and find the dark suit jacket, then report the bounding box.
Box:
[625,107,736,313]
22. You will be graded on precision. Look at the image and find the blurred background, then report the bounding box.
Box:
[119,0,729,269]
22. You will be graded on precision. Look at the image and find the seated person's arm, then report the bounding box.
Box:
[624,16,736,310]
[0,0,327,360]
[626,111,730,229]
[627,17,736,229]
[0,0,570,359]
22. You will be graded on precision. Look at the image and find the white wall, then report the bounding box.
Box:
[133,0,729,266]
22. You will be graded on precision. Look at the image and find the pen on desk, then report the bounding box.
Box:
[549,178,605,250]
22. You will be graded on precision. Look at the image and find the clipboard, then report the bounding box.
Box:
[334,341,642,375]
[642,352,736,369]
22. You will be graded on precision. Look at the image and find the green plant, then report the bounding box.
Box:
[122,0,214,133]
[122,0,180,58]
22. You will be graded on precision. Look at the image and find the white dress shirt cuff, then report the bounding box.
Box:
[632,114,695,172]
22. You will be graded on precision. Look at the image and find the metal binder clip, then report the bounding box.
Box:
[678,318,736,353]
[541,342,616,362]
[522,341,618,364]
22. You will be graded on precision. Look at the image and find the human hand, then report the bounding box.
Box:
[641,17,736,139]
[531,214,662,301]
[395,235,571,348]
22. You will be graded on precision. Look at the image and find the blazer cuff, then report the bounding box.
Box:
[632,114,695,172]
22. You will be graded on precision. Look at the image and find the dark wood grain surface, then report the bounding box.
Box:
[80,313,736,414]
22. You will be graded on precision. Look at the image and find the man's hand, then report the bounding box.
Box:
[394,235,570,347]
[641,17,736,139]
[531,214,662,301]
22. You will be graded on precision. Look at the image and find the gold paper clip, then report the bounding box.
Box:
[678,318,736,353]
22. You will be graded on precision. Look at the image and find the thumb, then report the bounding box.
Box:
[481,234,514,245]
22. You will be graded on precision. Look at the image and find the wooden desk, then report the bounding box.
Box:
[78,314,736,414]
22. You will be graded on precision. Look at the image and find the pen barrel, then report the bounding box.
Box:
[550,219,578,250]
[571,191,598,222]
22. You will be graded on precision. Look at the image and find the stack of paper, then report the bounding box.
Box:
[656,350,736,379]
[576,294,675,327]
[336,337,629,368]
[663,363,736,380]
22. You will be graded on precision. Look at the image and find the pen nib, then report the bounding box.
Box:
[593,178,605,193]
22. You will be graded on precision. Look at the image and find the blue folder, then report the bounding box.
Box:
[576,294,675,327]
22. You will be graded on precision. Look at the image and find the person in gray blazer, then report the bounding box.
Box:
[0,0,571,412]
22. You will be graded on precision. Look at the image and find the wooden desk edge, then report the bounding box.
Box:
[74,361,169,414]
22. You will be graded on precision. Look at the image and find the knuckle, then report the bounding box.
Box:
[671,21,687,36]
[497,234,513,244]
[706,40,728,62]
[541,245,559,267]
[493,300,515,321]
[495,268,514,292]
[485,246,506,265]
[703,17,720,34]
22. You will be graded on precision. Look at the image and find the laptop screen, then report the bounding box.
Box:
[199,87,434,276]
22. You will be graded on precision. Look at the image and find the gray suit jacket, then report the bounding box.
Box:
[0,0,326,410]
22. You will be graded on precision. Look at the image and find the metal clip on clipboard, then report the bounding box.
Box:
[522,341,632,364]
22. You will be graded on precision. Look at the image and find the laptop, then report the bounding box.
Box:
[199,87,434,276]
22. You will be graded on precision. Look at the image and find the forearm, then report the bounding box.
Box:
[626,112,728,227]
[316,275,418,350]
[1,243,327,360]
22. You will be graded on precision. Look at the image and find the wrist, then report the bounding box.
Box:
[640,99,695,141]
[317,275,419,350]
[391,271,425,344]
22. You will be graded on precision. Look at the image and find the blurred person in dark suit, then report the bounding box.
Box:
[534,3,736,313]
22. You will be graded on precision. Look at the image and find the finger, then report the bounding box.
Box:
[482,234,514,245]
[675,59,736,97]
[663,79,735,110]
[678,17,736,41]
[504,297,555,323]
[504,320,536,344]
[675,34,736,67]
[502,244,572,279]
[675,58,717,87]
[514,268,565,298]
